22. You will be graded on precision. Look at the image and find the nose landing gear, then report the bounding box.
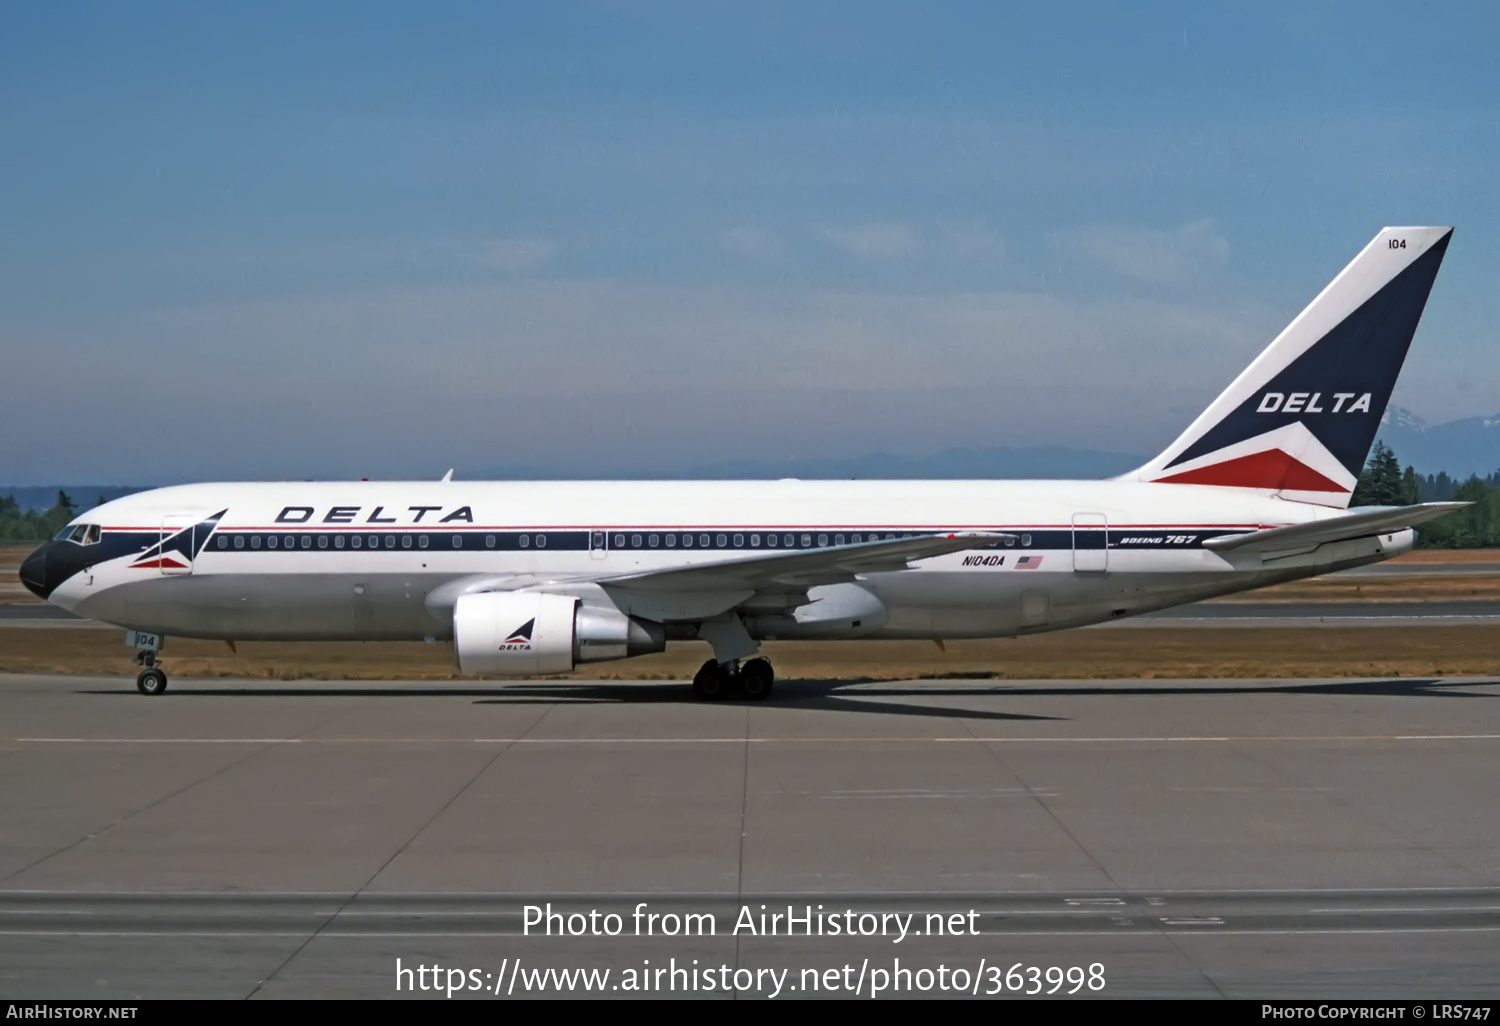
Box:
[136,665,168,695]
[692,657,775,702]
[131,632,168,695]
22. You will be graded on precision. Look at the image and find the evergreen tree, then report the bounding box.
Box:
[1399,465,1421,506]
[1450,477,1494,548]
[1420,470,1460,501]
[1416,474,1498,549]
[1351,442,1405,506]
[40,492,77,537]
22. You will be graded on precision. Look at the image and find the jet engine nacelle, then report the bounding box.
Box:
[453,591,665,677]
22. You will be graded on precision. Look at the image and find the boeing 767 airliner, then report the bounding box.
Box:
[20,226,1464,698]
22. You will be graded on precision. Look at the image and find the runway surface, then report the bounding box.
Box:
[2,672,1500,998]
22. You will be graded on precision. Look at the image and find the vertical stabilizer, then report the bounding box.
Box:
[1128,227,1452,507]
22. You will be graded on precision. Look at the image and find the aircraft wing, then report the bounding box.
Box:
[600,531,1009,593]
[1202,502,1467,554]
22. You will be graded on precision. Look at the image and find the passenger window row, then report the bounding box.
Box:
[213,532,507,551]
[206,529,969,553]
[612,531,911,550]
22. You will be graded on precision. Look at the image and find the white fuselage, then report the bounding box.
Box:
[45,478,1407,645]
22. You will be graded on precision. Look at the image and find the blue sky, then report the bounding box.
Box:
[2,2,1496,483]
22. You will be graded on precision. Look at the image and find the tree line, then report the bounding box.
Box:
[0,491,93,544]
[1351,442,1499,548]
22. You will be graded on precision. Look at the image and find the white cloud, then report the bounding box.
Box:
[139,276,1257,399]
[476,237,559,273]
[0,271,1289,483]
[720,226,786,259]
[819,222,922,261]
[935,219,1006,265]
[813,220,1006,268]
[1049,218,1230,286]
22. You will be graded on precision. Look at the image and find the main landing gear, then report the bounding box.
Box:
[692,657,775,702]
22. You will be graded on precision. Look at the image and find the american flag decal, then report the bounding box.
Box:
[1015,555,1044,570]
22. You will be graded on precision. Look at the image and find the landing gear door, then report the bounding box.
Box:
[1072,513,1108,572]
[158,515,198,576]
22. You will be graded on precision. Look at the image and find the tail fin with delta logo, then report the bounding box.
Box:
[1127,227,1452,507]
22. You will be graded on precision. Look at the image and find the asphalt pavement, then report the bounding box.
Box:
[3,671,1499,998]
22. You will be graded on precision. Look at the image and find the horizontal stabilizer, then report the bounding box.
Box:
[603,531,1008,593]
[1203,502,1467,554]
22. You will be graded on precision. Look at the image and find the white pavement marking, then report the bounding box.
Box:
[9,734,1500,744]
[5,927,1500,938]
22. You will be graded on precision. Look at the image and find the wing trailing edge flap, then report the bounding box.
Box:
[1203,502,1467,555]
[602,531,1009,594]
[425,532,1007,624]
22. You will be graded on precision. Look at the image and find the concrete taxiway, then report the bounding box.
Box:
[2,671,1500,999]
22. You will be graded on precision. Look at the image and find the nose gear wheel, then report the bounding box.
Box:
[136,668,168,695]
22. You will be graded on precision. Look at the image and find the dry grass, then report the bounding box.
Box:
[0,544,38,571]
[1388,549,1500,564]
[2,625,1497,682]
[1211,573,1500,603]
[0,546,41,603]
[0,545,35,564]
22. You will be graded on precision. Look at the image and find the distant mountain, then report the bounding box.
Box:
[1,485,144,514]
[1377,407,1500,478]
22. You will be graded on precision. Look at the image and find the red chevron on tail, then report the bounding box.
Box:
[1152,449,1347,492]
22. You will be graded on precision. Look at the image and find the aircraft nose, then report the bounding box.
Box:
[18,544,50,599]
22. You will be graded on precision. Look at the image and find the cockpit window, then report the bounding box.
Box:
[56,524,101,545]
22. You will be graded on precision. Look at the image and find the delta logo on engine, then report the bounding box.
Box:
[500,619,535,651]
